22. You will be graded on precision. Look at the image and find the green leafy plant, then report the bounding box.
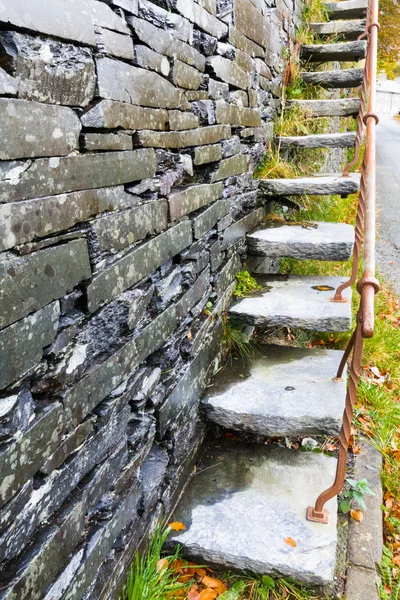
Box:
[339,478,375,513]
[121,525,190,600]
[234,271,262,298]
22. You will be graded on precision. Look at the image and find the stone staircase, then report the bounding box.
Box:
[169,0,367,586]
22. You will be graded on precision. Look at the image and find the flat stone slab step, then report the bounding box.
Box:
[228,275,352,330]
[202,345,346,436]
[324,0,368,20]
[301,40,366,62]
[247,221,354,260]
[168,438,338,585]
[276,132,356,148]
[310,19,366,40]
[289,98,360,117]
[259,173,360,196]
[302,67,364,88]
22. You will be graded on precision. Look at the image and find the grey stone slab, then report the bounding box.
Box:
[207,55,251,90]
[91,200,168,253]
[211,154,249,182]
[0,186,137,251]
[347,439,383,570]
[0,401,64,508]
[215,101,261,126]
[0,0,96,46]
[277,132,356,148]
[0,98,81,160]
[81,100,168,131]
[158,324,222,438]
[96,57,184,109]
[228,25,265,58]
[40,419,95,475]
[301,41,366,62]
[134,44,170,76]
[82,133,133,151]
[175,0,228,38]
[0,67,18,96]
[0,239,91,329]
[302,68,364,89]
[86,222,192,313]
[95,27,134,60]
[138,0,192,43]
[229,275,353,330]
[169,439,338,585]
[137,125,231,149]
[0,302,60,390]
[169,111,200,131]
[0,149,157,203]
[0,480,32,534]
[91,1,130,34]
[233,0,271,49]
[259,174,360,196]
[345,566,380,600]
[203,345,346,436]
[111,0,139,13]
[193,199,230,239]
[0,31,95,106]
[169,182,224,220]
[209,78,229,100]
[247,221,355,260]
[194,143,223,165]
[222,207,266,250]
[289,98,361,117]
[310,19,366,40]
[172,60,203,90]
[214,253,242,297]
[128,16,205,72]
[325,0,368,19]
[63,304,177,429]
[177,267,211,316]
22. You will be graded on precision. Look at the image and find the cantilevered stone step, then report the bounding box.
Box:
[310,19,366,40]
[324,0,368,20]
[168,438,337,585]
[228,275,352,330]
[202,345,346,436]
[289,98,360,116]
[259,173,360,196]
[276,132,356,149]
[301,67,363,88]
[247,221,354,260]
[301,40,366,62]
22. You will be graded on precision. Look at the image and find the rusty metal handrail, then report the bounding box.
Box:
[307,0,380,524]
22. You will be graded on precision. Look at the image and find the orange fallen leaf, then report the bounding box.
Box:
[350,509,364,522]
[156,558,168,572]
[284,537,297,547]
[199,590,218,600]
[195,568,207,577]
[168,522,186,531]
[201,576,227,594]
[188,585,201,600]
[393,555,400,567]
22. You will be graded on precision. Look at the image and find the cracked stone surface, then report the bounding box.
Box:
[169,439,338,585]
[202,345,346,436]
[259,174,360,196]
[247,221,355,260]
[300,41,367,62]
[228,275,352,330]
[301,68,363,89]
[288,98,361,117]
[277,132,356,148]
[325,0,368,20]
[310,19,366,40]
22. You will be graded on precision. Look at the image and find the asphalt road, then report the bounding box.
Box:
[375,114,400,296]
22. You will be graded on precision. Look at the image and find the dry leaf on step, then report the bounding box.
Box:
[284,537,297,547]
[201,576,227,594]
[168,521,186,531]
[350,509,364,522]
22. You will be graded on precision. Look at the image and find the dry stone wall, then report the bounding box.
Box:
[0,0,303,597]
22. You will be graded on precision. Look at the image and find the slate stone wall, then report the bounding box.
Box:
[0,0,303,597]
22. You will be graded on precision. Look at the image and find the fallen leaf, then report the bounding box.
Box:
[350,509,364,522]
[325,443,337,452]
[195,568,207,577]
[384,584,392,594]
[168,522,186,531]
[156,558,168,572]
[284,537,297,547]
[393,555,400,567]
[201,576,227,594]
[199,590,218,600]
[188,585,201,600]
